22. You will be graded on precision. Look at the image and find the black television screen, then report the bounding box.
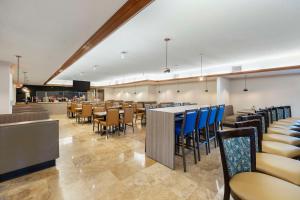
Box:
[73,80,90,92]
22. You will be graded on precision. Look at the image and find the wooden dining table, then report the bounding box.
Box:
[93,109,124,117]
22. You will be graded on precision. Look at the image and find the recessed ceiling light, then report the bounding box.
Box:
[93,65,97,71]
[121,51,127,59]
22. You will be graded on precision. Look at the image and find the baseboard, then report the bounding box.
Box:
[0,160,56,182]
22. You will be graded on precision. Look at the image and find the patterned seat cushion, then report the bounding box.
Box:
[230,172,300,200]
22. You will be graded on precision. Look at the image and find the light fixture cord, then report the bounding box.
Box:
[244,75,247,88]
[17,56,20,83]
[165,40,168,68]
[200,54,203,77]
[205,77,208,89]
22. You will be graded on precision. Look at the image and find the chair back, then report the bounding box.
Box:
[106,109,119,126]
[239,113,266,134]
[284,106,292,118]
[122,103,129,109]
[270,107,278,121]
[93,106,105,113]
[123,107,134,124]
[216,104,225,123]
[105,102,113,110]
[235,119,262,152]
[82,104,92,117]
[217,127,256,180]
[276,107,285,120]
[181,109,198,135]
[197,107,209,130]
[255,110,269,132]
[208,106,217,126]
[71,103,77,113]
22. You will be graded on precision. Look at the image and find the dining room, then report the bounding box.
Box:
[1,0,300,199]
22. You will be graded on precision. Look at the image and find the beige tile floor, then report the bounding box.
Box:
[0,115,224,200]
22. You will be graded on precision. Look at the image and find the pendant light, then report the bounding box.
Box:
[162,38,171,73]
[205,77,208,92]
[199,54,204,81]
[243,75,248,92]
[176,80,180,93]
[158,83,161,93]
[134,84,137,95]
[15,55,23,88]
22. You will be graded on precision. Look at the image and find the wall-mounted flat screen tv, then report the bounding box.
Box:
[73,80,90,92]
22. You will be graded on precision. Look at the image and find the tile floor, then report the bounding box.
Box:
[0,115,224,200]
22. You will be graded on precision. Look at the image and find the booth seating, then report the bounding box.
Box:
[0,109,59,181]
[217,127,300,200]
[222,105,243,127]
[235,120,300,185]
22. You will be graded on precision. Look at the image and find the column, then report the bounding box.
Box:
[0,61,13,114]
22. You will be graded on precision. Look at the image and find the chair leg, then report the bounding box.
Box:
[196,130,201,161]
[223,184,231,200]
[213,124,217,148]
[206,127,211,154]
[132,121,135,133]
[181,134,187,172]
[192,133,197,164]
[93,121,94,131]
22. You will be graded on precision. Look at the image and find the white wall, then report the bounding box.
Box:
[104,85,156,102]
[230,74,300,116]
[104,81,217,106]
[0,62,13,114]
[217,77,230,105]
[155,81,217,105]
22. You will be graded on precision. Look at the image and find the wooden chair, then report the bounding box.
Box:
[93,106,106,132]
[237,114,300,159]
[105,102,113,110]
[217,127,300,200]
[99,108,120,138]
[70,103,77,118]
[67,103,72,117]
[120,107,134,133]
[235,120,300,186]
[134,103,144,124]
[77,104,92,123]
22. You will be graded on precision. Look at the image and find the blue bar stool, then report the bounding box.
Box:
[207,106,218,153]
[175,109,198,172]
[216,104,225,131]
[195,107,210,161]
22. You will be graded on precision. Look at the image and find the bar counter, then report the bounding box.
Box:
[146,105,208,169]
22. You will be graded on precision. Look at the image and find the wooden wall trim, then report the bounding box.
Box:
[44,0,153,85]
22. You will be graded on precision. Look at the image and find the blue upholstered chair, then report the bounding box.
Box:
[195,107,209,160]
[206,106,218,153]
[175,109,198,172]
[216,104,225,130]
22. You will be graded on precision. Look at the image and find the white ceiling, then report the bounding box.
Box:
[51,0,300,86]
[0,0,127,85]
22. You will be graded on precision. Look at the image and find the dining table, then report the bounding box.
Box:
[93,109,124,117]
